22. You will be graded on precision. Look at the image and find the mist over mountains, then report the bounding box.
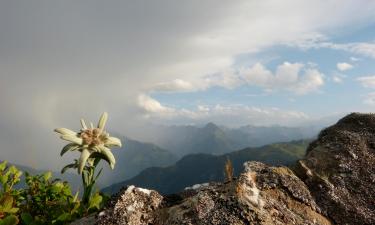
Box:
[103,139,310,194]
[129,123,325,157]
[2,122,323,190]
[98,122,320,187]
[98,137,178,185]
[129,122,321,157]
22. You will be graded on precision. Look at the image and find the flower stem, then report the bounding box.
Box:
[82,165,96,205]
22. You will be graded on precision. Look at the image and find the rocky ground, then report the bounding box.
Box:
[72,113,375,225]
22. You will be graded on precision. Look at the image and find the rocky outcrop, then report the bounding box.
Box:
[73,113,375,225]
[93,161,331,225]
[295,113,375,225]
[98,186,163,225]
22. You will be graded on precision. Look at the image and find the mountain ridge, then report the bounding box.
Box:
[103,139,310,194]
[130,122,319,157]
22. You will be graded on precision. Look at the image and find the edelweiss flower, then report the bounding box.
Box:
[55,112,122,174]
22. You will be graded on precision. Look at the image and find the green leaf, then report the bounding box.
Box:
[61,163,77,174]
[82,170,88,185]
[43,172,52,181]
[14,171,22,180]
[94,168,103,182]
[0,215,19,225]
[8,166,18,175]
[1,195,14,211]
[0,161,7,172]
[72,191,79,203]
[60,143,80,156]
[0,175,8,186]
[6,208,19,214]
[93,157,101,167]
[50,182,64,193]
[55,212,71,222]
[20,213,33,225]
[88,192,103,210]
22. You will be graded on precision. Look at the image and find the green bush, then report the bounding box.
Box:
[0,112,121,224]
[0,161,107,225]
[0,161,22,225]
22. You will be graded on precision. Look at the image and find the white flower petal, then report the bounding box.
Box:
[97,112,108,131]
[78,148,91,174]
[98,146,115,169]
[80,119,88,130]
[54,128,77,136]
[105,137,122,147]
[61,135,83,145]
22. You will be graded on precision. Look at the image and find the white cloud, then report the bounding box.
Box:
[350,57,361,61]
[148,61,324,95]
[332,76,343,83]
[295,40,375,59]
[241,62,324,94]
[342,42,375,59]
[241,63,273,87]
[362,92,375,105]
[357,76,375,88]
[151,79,196,93]
[331,72,347,83]
[149,69,242,93]
[137,94,175,114]
[137,95,310,126]
[357,76,375,105]
[337,62,353,71]
[203,69,242,89]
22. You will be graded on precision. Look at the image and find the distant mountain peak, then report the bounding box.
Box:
[204,122,220,130]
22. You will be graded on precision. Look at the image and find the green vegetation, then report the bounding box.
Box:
[0,112,121,224]
[0,161,22,225]
[0,161,106,225]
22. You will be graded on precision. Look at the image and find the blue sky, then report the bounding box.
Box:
[149,23,375,124]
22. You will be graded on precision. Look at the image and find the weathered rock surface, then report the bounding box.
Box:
[97,185,163,225]
[295,113,375,225]
[73,113,375,225]
[92,160,331,225]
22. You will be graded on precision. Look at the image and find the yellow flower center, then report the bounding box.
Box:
[80,128,107,146]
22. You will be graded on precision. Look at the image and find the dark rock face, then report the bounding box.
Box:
[94,161,331,225]
[73,113,374,225]
[295,113,375,225]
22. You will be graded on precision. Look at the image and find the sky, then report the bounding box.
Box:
[1,0,375,169]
